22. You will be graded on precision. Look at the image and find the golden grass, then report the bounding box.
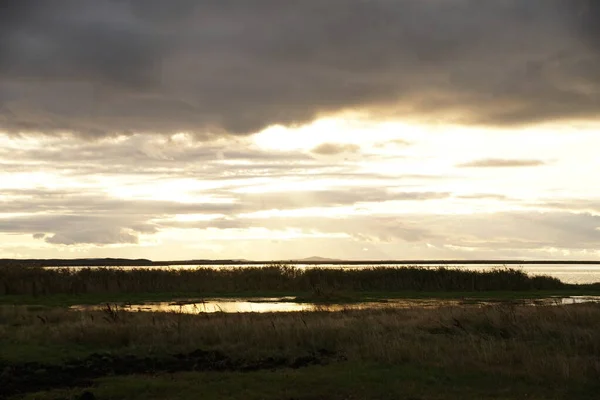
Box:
[2,303,600,383]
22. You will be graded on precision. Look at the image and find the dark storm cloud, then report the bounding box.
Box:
[1,0,599,138]
[456,159,547,168]
[564,1,600,50]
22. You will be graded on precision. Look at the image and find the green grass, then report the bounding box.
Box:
[0,343,99,365]
[14,362,600,400]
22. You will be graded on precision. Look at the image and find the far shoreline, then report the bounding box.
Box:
[2,258,600,267]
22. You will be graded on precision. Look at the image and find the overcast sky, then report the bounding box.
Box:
[1,0,599,260]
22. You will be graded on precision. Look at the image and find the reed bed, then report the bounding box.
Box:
[0,265,565,296]
[2,303,600,383]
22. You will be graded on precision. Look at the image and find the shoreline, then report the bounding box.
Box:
[3,258,600,267]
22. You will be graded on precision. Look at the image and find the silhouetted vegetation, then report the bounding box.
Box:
[0,265,567,297]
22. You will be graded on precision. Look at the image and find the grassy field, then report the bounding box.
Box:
[13,363,600,400]
[2,303,600,399]
[2,265,600,399]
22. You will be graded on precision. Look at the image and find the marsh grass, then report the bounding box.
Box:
[2,303,600,384]
[0,264,565,297]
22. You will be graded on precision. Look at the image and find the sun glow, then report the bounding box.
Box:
[2,115,600,259]
[253,116,426,152]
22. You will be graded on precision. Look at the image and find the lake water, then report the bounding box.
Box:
[57,263,600,284]
[70,295,600,315]
[63,263,600,315]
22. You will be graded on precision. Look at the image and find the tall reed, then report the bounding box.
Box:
[0,264,565,296]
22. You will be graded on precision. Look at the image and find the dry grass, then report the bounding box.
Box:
[2,303,600,384]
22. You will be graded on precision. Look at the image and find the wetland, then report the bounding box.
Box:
[2,264,600,399]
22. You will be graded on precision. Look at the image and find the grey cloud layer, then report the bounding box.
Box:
[1,0,599,137]
[0,134,442,185]
[0,186,448,244]
[2,179,599,253]
[5,178,597,252]
[196,211,600,253]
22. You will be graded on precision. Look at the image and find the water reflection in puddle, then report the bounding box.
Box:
[70,296,600,314]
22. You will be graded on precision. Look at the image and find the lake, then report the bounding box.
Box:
[71,295,600,315]
[64,263,600,315]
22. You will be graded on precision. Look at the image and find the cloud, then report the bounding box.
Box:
[1,1,599,138]
[374,139,412,149]
[183,210,600,253]
[234,190,450,211]
[456,159,547,168]
[0,187,241,245]
[565,1,600,51]
[0,186,452,245]
[0,133,326,180]
[456,193,510,200]
[0,213,157,245]
[45,228,139,246]
[530,199,600,214]
[311,143,360,155]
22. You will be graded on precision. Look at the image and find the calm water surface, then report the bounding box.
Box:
[70,295,600,314]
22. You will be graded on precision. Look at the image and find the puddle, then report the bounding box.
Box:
[546,296,600,305]
[69,296,600,314]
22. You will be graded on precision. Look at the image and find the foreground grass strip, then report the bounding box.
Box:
[2,304,600,380]
[0,349,332,398]
[14,363,600,400]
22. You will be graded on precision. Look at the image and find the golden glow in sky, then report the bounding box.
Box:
[1,115,600,261]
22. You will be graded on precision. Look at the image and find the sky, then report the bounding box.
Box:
[1,0,599,261]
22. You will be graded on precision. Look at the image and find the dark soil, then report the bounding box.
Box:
[0,349,335,399]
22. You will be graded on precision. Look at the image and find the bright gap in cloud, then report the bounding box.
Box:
[253,114,422,152]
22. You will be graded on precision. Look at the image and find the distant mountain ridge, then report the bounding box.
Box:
[1,258,599,267]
